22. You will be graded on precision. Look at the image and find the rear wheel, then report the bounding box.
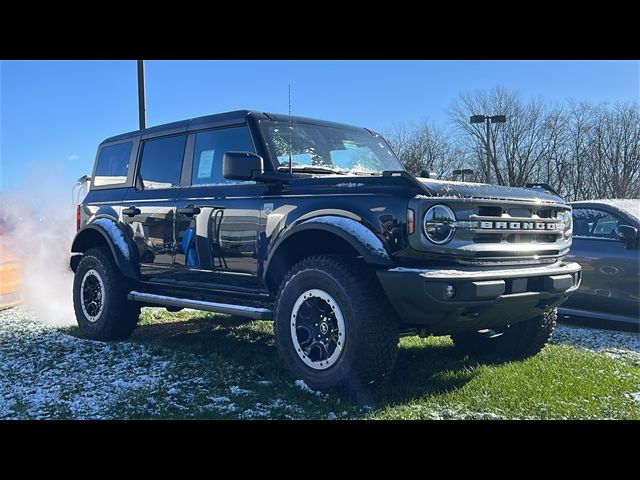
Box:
[73,247,140,340]
[274,255,399,392]
[451,308,557,359]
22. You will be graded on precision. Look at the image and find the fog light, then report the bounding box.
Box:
[445,284,456,298]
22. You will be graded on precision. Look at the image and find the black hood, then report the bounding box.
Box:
[418,178,564,203]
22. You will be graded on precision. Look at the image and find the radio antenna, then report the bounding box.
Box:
[288,83,293,176]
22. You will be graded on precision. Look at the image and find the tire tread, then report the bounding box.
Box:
[73,247,139,340]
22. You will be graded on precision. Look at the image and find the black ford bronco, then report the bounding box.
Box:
[70,110,581,391]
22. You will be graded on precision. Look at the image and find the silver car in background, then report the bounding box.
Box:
[560,199,639,328]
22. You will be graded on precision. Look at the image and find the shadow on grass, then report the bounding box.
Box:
[65,312,511,408]
[367,342,513,407]
[130,314,282,380]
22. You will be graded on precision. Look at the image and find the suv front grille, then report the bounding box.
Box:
[505,233,557,243]
[409,196,572,266]
[467,205,565,244]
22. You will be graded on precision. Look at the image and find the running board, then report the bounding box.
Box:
[127,291,272,320]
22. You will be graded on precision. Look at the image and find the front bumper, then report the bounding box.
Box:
[377,262,581,334]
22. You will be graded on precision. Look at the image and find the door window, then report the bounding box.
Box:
[573,208,623,239]
[138,135,187,189]
[191,126,255,186]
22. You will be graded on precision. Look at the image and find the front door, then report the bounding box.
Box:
[122,133,187,281]
[566,206,639,320]
[173,126,265,293]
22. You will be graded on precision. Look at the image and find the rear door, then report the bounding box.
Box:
[122,133,187,281]
[173,125,266,293]
[566,206,639,320]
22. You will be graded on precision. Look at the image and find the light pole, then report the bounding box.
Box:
[470,114,506,176]
[137,60,146,130]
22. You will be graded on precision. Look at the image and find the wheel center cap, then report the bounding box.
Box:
[319,322,329,335]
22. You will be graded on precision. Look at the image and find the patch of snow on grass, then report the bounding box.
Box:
[551,324,640,364]
[625,392,640,403]
[0,307,325,419]
[229,385,254,396]
[295,379,323,397]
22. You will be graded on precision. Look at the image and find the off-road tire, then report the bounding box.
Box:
[451,308,557,359]
[73,247,140,340]
[274,255,399,392]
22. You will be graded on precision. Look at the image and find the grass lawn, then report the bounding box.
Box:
[1,306,639,419]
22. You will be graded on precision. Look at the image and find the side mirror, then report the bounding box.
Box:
[223,151,264,181]
[615,224,638,249]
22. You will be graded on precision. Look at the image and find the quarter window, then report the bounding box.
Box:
[192,126,255,186]
[138,135,187,189]
[93,142,132,187]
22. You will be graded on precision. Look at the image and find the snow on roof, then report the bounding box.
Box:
[572,199,640,223]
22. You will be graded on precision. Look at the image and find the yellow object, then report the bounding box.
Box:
[0,246,23,309]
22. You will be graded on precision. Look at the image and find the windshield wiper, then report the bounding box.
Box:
[277,166,347,175]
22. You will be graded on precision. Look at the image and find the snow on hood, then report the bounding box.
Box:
[572,199,640,224]
[418,178,564,203]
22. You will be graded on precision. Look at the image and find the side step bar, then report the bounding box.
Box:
[127,291,272,320]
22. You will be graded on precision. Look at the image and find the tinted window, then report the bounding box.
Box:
[93,142,132,187]
[192,126,255,185]
[139,135,187,189]
[573,208,623,239]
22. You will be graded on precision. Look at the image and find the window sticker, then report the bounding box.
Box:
[342,140,358,150]
[197,150,215,179]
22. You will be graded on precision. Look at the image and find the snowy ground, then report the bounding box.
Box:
[552,323,640,365]
[0,307,339,420]
[1,306,638,419]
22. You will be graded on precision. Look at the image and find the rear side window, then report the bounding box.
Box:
[192,126,255,186]
[139,135,187,189]
[93,142,132,187]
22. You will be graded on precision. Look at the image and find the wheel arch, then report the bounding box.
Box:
[70,219,139,281]
[263,216,393,293]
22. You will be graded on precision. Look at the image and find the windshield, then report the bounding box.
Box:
[260,121,404,174]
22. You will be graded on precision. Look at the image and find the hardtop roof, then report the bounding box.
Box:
[101,110,370,144]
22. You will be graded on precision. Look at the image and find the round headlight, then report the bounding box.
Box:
[423,205,456,244]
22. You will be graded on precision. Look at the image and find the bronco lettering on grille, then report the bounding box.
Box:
[479,222,558,231]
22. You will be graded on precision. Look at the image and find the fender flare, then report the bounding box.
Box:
[264,215,394,279]
[70,217,140,280]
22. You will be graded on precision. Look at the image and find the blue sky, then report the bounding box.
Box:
[1,60,638,191]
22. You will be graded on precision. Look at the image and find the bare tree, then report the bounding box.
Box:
[385,87,639,200]
[449,87,557,187]
[384,121,468,179]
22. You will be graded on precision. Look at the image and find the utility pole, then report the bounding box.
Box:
[137,60,146,130]
[470,114,507,182]
[485,116,492,167]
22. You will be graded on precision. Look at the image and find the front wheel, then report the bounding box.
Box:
[73,247,140,340]
[274,255,399,392]
[451,308,557,359]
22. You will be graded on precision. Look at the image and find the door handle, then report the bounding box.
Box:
[122,206,141,217]
[177,206,201,217]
